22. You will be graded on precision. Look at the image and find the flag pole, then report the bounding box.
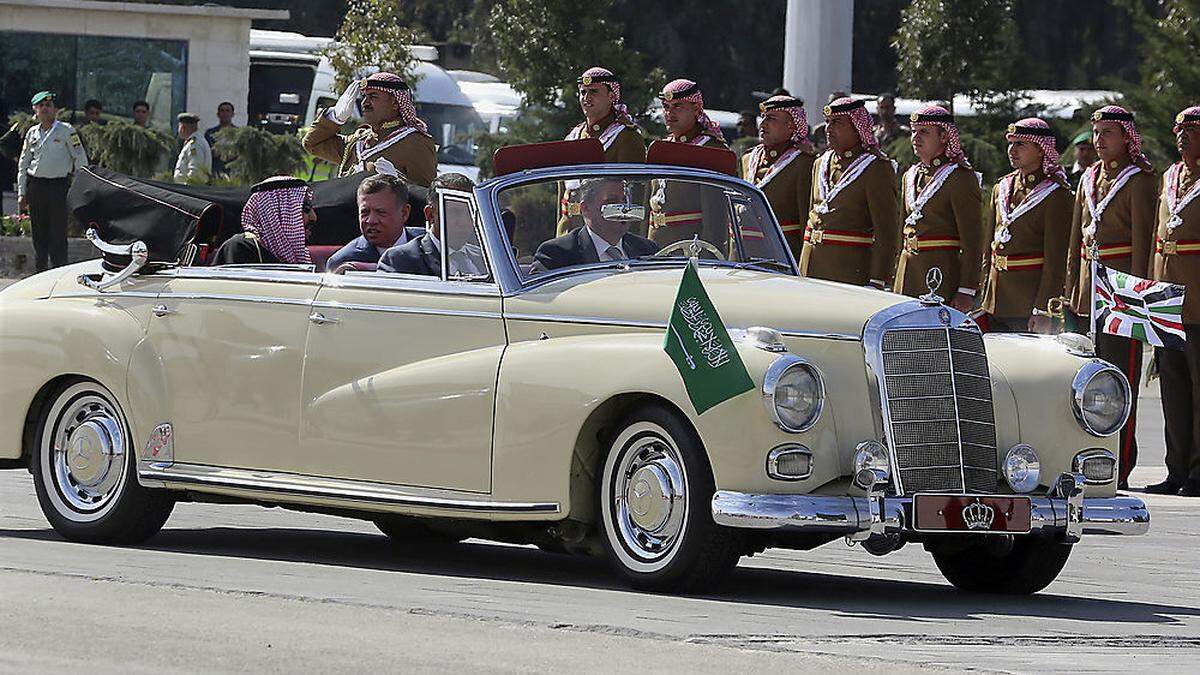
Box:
[1088,250,1098,344]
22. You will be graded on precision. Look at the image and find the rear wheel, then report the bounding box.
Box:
[930,536,1073,594]
[598,403,742,592]
[31,379,173,544]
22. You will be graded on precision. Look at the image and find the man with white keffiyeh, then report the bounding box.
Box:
[737,95,816,256]
[893,105,982,312]
[303,71,437,186]
[800,97,899,288]
[980,118,1074,334]
[211,176,317,266]
[1063,105,1160,490]
[1148,106,1200,497]
[647,78,737,247]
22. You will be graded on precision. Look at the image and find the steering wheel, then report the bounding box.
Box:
[653,238,727,261]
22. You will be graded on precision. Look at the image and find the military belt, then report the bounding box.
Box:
[991,252,1044,271]
[1156,238,1200,256]
[650,210,703,228]
[1080,241,1133,260]
[804,225,874,248]
[902,231,961,255]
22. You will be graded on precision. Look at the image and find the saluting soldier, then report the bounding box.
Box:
[303,72,438,187]
[800,97,898,288]
[740,95,815,257]
[557,67,646,235]
[1147,106,1200,497]
[894,106,982,311]
[173,112,212,184]
[648,78,734,247]
[1064,105,1158,489]
[981,118,1074,332]
[16,91,88,272]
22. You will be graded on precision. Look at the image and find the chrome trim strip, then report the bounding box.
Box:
[505,313,862,342]
[321,273,502,297]
[138,462,560,514]
[779,329,861,342]
[171,266,323,285]
[711,491,1150,536]
[54,291,161,300]
[311,300,502,320]
[158,292,312,307]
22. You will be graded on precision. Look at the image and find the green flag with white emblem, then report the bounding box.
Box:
[664,261,754,414]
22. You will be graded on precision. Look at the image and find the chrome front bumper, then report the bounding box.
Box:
[712,486,1150,540]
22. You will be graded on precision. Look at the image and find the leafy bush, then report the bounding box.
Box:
[82,121,174,178]
[1,213,32,236]
[212,125,306,184]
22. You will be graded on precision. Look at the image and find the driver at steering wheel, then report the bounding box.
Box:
[533,178,658,272]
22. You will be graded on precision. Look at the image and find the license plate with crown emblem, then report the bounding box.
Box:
[912,495,1033,533]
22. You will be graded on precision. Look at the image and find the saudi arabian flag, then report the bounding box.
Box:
[664,261,754,414]
[1093,263,1187,349]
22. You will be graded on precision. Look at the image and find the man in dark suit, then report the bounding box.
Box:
[534,178,660,272]
[326,173,423,271]
[379,172,482,277]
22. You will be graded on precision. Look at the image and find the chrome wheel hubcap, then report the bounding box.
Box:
[614,437,686,561]
[52,395,126,512]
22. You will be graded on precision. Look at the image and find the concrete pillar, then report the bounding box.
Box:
[782,0,854,110]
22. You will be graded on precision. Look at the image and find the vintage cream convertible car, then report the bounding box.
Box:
[0,142,1149,594]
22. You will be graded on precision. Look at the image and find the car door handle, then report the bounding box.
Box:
[152,304,176,317]
[308,312,340,325]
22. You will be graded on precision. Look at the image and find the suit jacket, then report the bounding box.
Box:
[378,232,441,277]
[325,227,425,271]
[533,226,659,272]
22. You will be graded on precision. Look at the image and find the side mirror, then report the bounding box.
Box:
[77,228,148,291]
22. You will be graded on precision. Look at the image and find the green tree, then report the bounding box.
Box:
[321,0,425,92]
[82,121,174,178]
[1117,0,1200,164]
[892,0,1020,110]
[214,126,306,184]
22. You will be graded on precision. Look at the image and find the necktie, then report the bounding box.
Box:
[604,245,623,261]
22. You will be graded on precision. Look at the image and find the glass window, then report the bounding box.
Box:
[415,102,484,167]
[497,174,795,282]
[438,193,490,281]
[0,31,187,127]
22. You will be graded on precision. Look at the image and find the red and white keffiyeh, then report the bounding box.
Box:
[242,177,312,265]
[759,95,809,146]
[823,97,878,150]
[909,105,967,166]
[1092,105,1151,171]
[660,78,723,141]
[1005,117,1069,186]
[1174,106,1200,134]
[577,67,635,127]
[361,72,429,135]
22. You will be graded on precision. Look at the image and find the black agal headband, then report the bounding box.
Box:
[578,73,618,86]
[1007,123,1055,137]
[910,111,955,124]
[760,96,804,113]
[1092,109,1134,122]
[823,99,864,116]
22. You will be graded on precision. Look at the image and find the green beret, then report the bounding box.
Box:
[1072,130,1092,145]
[30,91,54,105]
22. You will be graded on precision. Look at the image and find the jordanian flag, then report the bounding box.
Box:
[664,262,754,413]
[1094,263,1187,349]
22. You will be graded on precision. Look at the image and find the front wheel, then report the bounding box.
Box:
[31,379,174,544]
[930,536,1072,594]
[598,403,742,592]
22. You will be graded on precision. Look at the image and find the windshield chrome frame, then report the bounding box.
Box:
[473,163,799,296]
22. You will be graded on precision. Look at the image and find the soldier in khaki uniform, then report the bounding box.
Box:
[981,118,1074,333]
[894,106,982,311]
[17,91,88,272]
[557,67,646,235]
[173,112,212,184]
[303,72,438,187]
[648,78,734,247]
[740,95,815,257]
[1063,106,1159,489]
[1147,106,1200,497]
[801,97,898,288]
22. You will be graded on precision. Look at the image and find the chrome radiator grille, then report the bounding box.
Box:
[879,326,998,494]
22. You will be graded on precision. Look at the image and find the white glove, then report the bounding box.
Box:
[328,80,363,125]
[373,156,399,176]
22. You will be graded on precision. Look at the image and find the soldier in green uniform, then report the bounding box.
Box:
[1147,106,1200,496]
[800,97,898,288]
[1063,105,1159,489]
[303,72,438,187]
[557,67,646,236]
[173,112,212,184]
[894,106,982,312]
[16,91,88,272]
[739,95,815,258]
[980,118,1074,333]
[648,78,734,247]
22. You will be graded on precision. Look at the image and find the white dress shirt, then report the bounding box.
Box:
[586,226,625,261]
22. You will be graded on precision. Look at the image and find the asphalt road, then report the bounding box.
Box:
[2,275,1198,672]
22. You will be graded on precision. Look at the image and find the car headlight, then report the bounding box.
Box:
[1004,443,1041,493]
[762,355,824,432]
[1071,361,1131,437]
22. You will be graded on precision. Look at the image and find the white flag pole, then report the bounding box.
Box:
[1089,253,1098,344]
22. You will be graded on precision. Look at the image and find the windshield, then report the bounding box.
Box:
[497,173,796,282]
[416,102,485,166]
